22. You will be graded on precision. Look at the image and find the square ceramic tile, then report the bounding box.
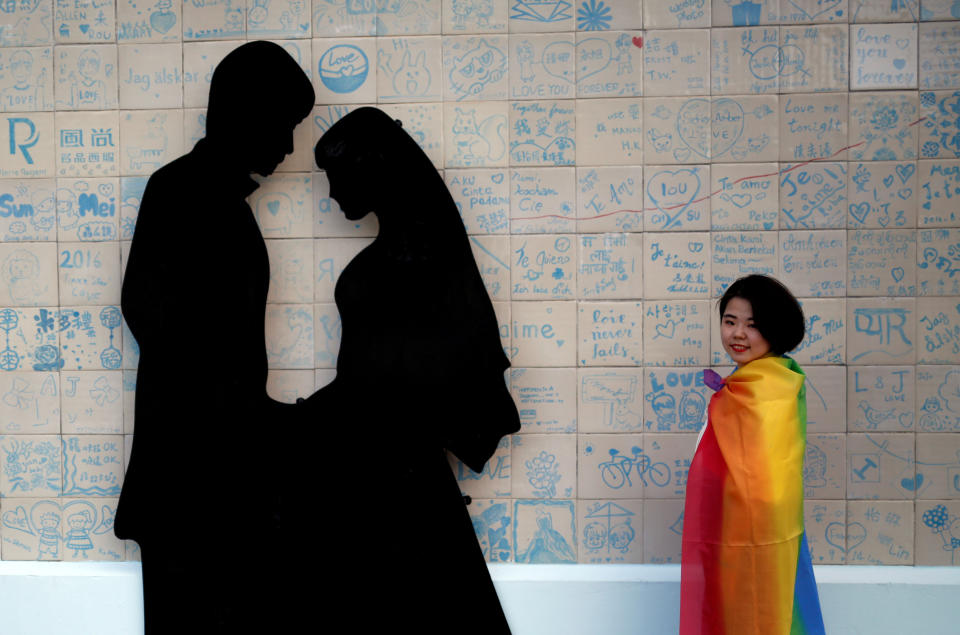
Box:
[643,232,710,298]
[850,0,918,21]
[916,297,960,364]
[246,0,311,38]
[56,178,119,243]
[915,500,960,565]
[444,101,510,168]
[579,433,645,498]
[0,179,57,241]
[846,500,914,564]
[443,35,508,101]
[916,434,960,499]
[54,111,119,178]
[513,499,577,563]
[578,367,645,432]
[578,233,642,299]
[804,500,846,564]
[804,433,846,499]
[578,0,643,30]
[710,163,779,230]
[265,304,314,369]
[182,0,245,40]
[575,97,642,166]
[780,93,848,162]
[851,23,918,90]
[642,29,710,96]
[0,435,62,497]
[919,158,958,222]
[0,307,61,372]
[509,100,575,166]
[117,44,183,110]
[512,434,576,498]
[511,234,576,299]
[805,365,847,432]
[508,0,575,34]
[117,0,182,42]
[265,369,314,404]
[443,0,509,34]
[182,41,237,108]
[780,25,849,93]
[446,168,511,234]
[643,300,709,367]
[467,499,513,564]
[452,437,513,498]
[849,92,919,161]
[59,305,123,371]
[779,229,846,297]
[780,162,847,229]
[118,109,183,176]
[377,36,443,103]
[643,367,710,433]
[55,0,116,43]
[711,231,778,296]
[848,366,916,432]
[784,298,845,366]
[265,238,314,304]
[1,498,63,560]
[712,0,778,26]
[60,498,124,560]
[508,301,576,367]
[313,302,341,368]
[918,228,960,296]
[641,498,684,563]
[61,435,123,497]
[578,499,642,563]
[847,229,917,296]
[313,38,377,105]
[378,102,444,168]
[0,111,55,179]
[578,301,643,366]
[470,234,511,300]
[0,1,53,46]
[848,161,918,229]
[312,0,376,36]
[711,27,779,95]
[510,167,576,233]
[645,433,697,498]
[781,0,848,22]
[644,165,710,231]
[508,34,575,100]
[643,97,706,164]
[576,166,644,233]
[919,22,960,90]
[917,365,960,432]
[60,370,122,434]
[644,0,711,28]
[0,47,54,112]
[0,372,59,434]
[712,95,778,163]
[378,0,441,34]
[58,242,121,306]
[575,31,643,98]
[510,367,577,433]
[918,92,960,161]
[847,297,915,364]
[251,173,313,239]
[847,432,917,499]
[0,243,58,306]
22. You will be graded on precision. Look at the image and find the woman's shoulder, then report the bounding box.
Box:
[726,356,804,395]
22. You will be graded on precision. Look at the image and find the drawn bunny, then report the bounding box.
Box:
[392,50,430,97]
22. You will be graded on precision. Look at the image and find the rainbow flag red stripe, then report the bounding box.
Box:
[680,356,825,635]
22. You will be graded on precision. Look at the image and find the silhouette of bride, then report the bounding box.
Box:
[312,107,520,633]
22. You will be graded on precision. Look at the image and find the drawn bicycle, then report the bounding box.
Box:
[599,446,671,489]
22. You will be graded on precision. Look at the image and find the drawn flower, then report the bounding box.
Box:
[526,451,561,497]
[577,0,612,31]
[922,141,941,158]
[921,92,937,108]
[870,105,899,131]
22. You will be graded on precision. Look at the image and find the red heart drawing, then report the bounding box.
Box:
[632,36,643,48]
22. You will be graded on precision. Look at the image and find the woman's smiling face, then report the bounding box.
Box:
[721,296,772,366]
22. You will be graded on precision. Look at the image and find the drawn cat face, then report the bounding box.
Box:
[449,41,506,97]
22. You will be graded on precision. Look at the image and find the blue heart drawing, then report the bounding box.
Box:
[891,266,905,282]
[893,58,906,70]
[267,200,280,216]
[825,521,846,552]
[849,202,871,224]
[573,39,610,81]
[710,98,745,158]
[901,473,924,491]
[728,193,753,208]
[846,522,867,552]
[882,174,895,188]
[150,10,177,34]
[676,99,711,159]
[896,163,915,183]
[646,168,701,229]
[763,221,774,230]
[897,187,912,200]
[543,41,576,83]
[79,24,90,34]
[655,319,677,339]
[491,172,504,184]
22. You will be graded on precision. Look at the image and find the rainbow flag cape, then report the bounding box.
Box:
[680,356,825,635]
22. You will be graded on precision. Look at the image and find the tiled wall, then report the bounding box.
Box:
[0,0,958,568]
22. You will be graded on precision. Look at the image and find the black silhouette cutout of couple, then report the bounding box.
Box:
[118,41,519,634]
